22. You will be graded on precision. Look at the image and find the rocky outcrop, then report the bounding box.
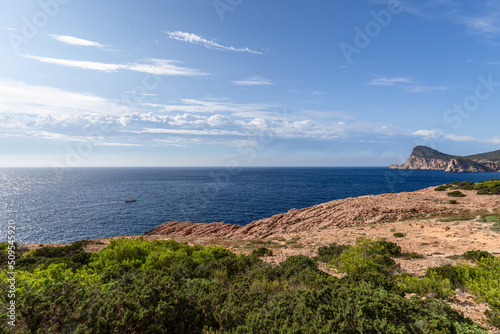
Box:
[391,146,500,173]
[144,188,469,240]
[444,158,500,173]
[390,156,449,170]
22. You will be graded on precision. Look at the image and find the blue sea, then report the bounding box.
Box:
[0,167,498,244]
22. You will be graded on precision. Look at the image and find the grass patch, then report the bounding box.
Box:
[393,232,406,238]
[404,252,425,260]
[491,222,500,233]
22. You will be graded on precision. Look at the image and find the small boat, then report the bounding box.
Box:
[124,197,137,203]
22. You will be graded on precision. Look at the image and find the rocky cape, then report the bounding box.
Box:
[390,146,500,173]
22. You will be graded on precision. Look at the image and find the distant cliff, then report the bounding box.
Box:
[390,146,500,173]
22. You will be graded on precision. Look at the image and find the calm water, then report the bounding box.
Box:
[0,167,498,244]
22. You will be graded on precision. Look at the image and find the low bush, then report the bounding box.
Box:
[24,240,90,259]
[405,252,425,260]
[448,191,466,198]
[396,272,455,299]
[474,179,500,195]
[332,238,400,275]
[0,238,493,333]
[462,250,494,262]
[393,232,406,238]
[426,265,463,289]
[251,247,273,257]
[316,242,350,262]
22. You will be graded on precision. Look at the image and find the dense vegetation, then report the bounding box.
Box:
[1,237,498,333]
[435,179,500,195]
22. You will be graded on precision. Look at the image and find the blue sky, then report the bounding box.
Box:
[1,0,500,167]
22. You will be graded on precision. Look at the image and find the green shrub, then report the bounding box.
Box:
[448,191,466,197]
[251,247,273,257]
[479,215,500,223]
[449,200,458,204]
[24,240,90,259]
[435,185,449,191]
[396,272,455,299]
[0,238,491,333]
[373,239,402,257]
[393,232,406,238]
[333,238,400,275]
[316,242,350,262]
[462,250,494,262]
[426,265,463,289]
[473,179,500,195]
[456,256,500,328]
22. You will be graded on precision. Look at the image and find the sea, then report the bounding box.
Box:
[0,167,498,244]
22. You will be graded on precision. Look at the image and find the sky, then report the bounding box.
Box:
[1,0,500,167]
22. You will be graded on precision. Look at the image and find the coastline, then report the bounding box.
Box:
[18,184,500,331]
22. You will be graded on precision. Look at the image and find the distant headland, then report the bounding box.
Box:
[390,146,500,173]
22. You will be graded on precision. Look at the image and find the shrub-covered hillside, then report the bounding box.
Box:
[1,238,498,333]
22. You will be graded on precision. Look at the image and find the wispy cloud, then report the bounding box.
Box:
[368,76,412,86]
[405,85,449,93]
[231,76,273,86]
[459,16,500,35]
[24,55,208,76]
[368,75,449,93]
[143,98,278,114]
[0,79,122,116]
[413,129,500,144]
[166,31,263,55]
[48,34,106,48]
[370,0,500,38]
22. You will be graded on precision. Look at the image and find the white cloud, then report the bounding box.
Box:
[24,55,208,76]
[231,76,273,86]
[368,76,412,86]
[405,85,449,93]
[459,16,500,35]
[49,34,106,48]
[413,129,500,144]
[143,98,278,114]
[368,76,449,93]
[166,31,262,55]
[0,79,122,116]
[0,80,403,148]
